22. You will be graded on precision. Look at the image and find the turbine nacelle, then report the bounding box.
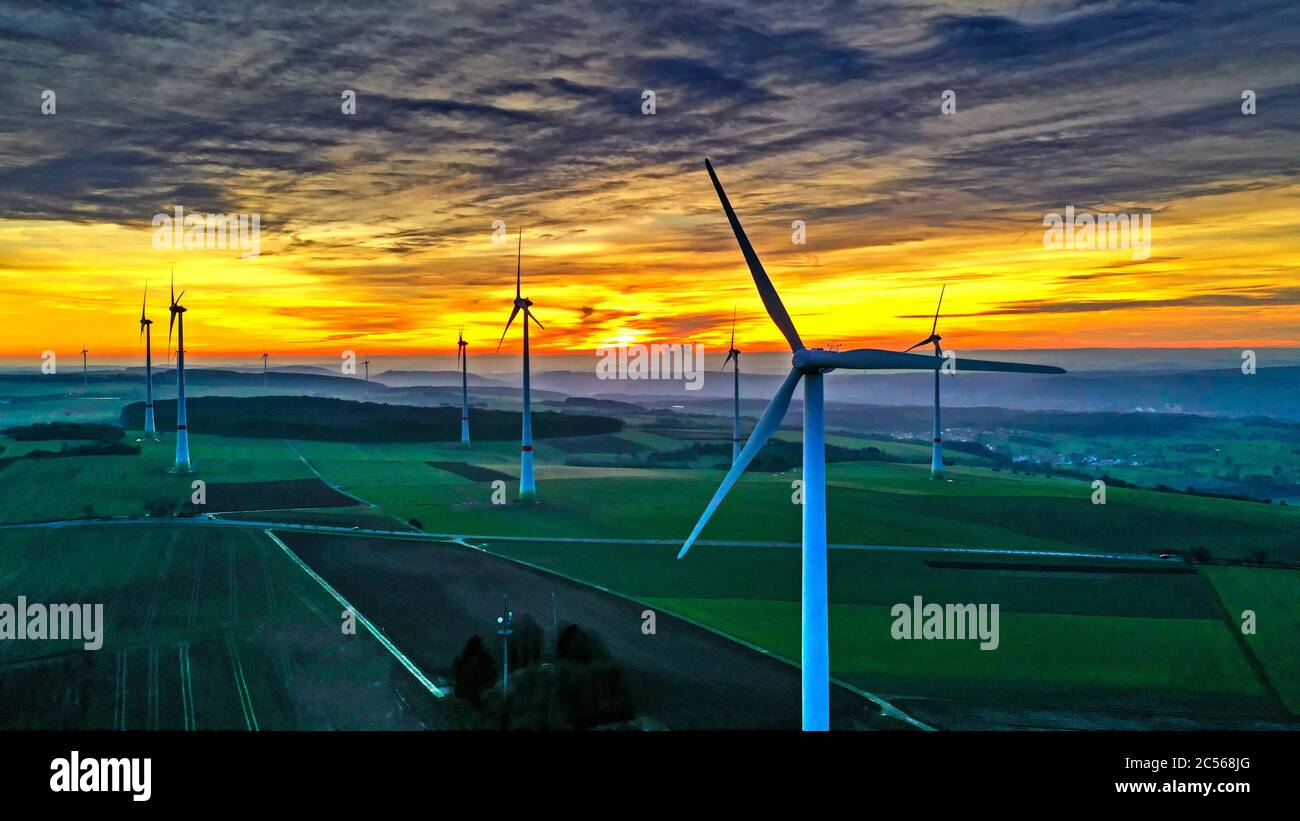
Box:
[791,347,833,374]
[904,333,942,354]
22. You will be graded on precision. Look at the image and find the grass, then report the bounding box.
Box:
[0,433,313,522]
[470,538,1282,720]
[345,457,1300,562]
[643,597,1267,714]
[1202,566,1300,712]
[2,393,1296,729]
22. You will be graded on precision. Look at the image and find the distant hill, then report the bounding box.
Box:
[570,367,1300,421]
[121,396,623,442]
[373,369,507,388]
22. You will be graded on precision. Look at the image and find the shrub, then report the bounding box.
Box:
[452,636,497,708]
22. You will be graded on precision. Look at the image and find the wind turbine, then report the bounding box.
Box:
[139,283,156,438]
[457,326,471,445]
[80,344,88,389]
[678,159,1065,730]
[497,229,543,501]
[360,359,370,397]
[168,275,192,472]
[721,308,742,463]
[903,285,948,479]
[261,347,269,390]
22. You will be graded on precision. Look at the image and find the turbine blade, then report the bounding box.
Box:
[527,308,543,330]
[937,355,1066,375]
[497,305,521,351]
[720,350,736,371]
[729,306,736,350]
[704,159,803,352]
[932,284,945,336]
[679,367,802,558]
[902,338,931,353]
[813,347,1063,374]
[516,230,522,299]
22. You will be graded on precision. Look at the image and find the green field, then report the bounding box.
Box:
[345,456,1300,563]
[2,388,1297,730]
[469,539,1286,725]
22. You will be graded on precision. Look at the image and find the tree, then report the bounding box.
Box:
[452,636,497,708]
[508,613,544,672]
[556,623,612,665]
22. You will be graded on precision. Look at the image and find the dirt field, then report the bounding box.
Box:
[275,531,891,730]
[426,462,514,482]
[205,478,359,512]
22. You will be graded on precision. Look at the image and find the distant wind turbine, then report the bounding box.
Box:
[903,285,948,479]
[168,275,192,472]
[139,282,156,437]
[678,159,1065,731]
[497,229,543,501]
[721,308,742,463]
[361,359,370,397]
[80,344,88,389]
[262,347,269,390]
[457,326,471,445]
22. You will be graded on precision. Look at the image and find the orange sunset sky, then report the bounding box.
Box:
[1,1,1296,362]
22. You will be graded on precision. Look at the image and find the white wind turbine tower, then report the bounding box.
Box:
[720,308,742,463]
[903,285,949,479]
[457,326,471,445]
[168,276,192,472]
[497,229,543,501]
[678,159,1065,731]
[139,282,157,438]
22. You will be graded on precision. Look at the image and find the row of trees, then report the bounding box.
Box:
[452,619,635,730]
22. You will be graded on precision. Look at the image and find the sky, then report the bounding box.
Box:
[0,0,1297,364]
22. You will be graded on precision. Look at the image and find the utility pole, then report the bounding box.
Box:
[496,594,513,694]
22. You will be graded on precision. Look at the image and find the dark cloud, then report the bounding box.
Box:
[0,0,1294,245]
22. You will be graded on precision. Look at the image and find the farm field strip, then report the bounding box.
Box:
[262,530,449,699]
[470,537,1292,725]
[0,525,441,729]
